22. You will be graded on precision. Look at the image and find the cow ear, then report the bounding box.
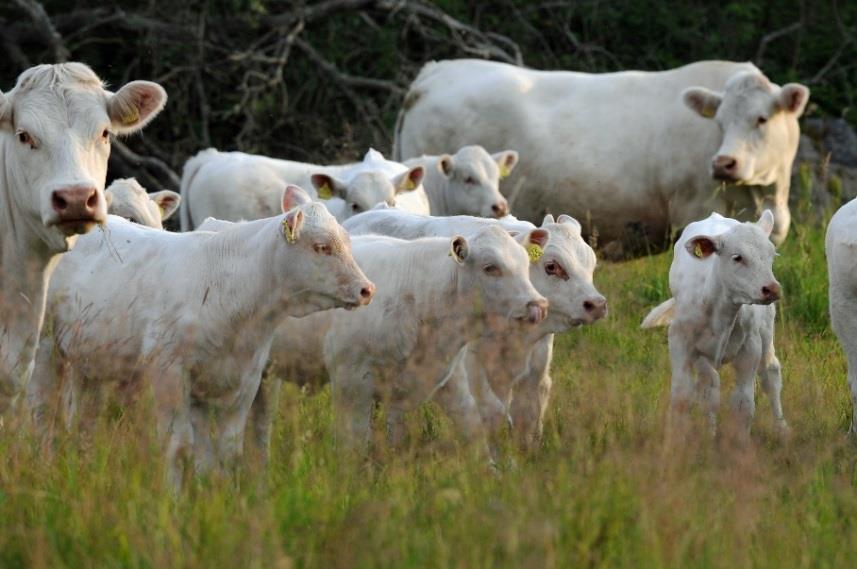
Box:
[756,209,775,237]
[542,214,555,226]
[779,83,810,116]
[150,190,181,220]
[438,155,454,177]
[683,87,722,119]
[685,236,720,259]
[492,150,519,178]
[281,184,312,212]
[107,81,167,134]
[394,165,425,194]
[557,214,582,234]
[310,174,347,200]
[524,228,549,262]
[450,235,469,264]
[282,208,304,243]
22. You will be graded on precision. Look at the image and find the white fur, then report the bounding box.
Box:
[105,178,180,229]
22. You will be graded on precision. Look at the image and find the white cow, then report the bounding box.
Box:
[30,188,374,487]
[252,225,549,454]
[394,59,809,257]
[403,145,518,217]
[641,211,787,435]
[826,198,857,434]
[0,62,166,413]
[105,178,180,229]
[343,207,606,450]
[179,147,425,229]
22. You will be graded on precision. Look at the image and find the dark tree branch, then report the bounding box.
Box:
[11,0,69,62]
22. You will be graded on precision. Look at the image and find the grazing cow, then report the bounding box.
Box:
[252,225,548,455]
[30,187,374,487]
[179,148,425,229]
[394,59,809,257]
[826,198,857,434]
[105,178,180,229]
[641,211,787,435]
[0,62,166,413]
[343,207,606,450]
[403,145,518,217]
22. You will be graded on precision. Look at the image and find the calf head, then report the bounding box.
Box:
[452,224,548,326]
[105,178,180,229]
[437,145,516,218]
[0,63,167,250]
[311,166,424,217]
[683,71,809,186]
[278,185,375,315]
[526,214,606,332]
[684,210,780,305]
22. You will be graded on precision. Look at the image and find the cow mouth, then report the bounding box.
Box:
[53,218,100,236]
[712,171,741,183]
[343,302,360,311]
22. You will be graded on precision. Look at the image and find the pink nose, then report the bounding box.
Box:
[761,282,781,303]
[491,201,509,218]
[526,299,549,324]
[358,282,375,305]
[51,186,101,221]
[712,155,738,180]
[583,296,608,321]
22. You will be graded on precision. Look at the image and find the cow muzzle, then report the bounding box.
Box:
[343,281,375,310]
[582,295,608,323]
[50,185,105,235]
[519,298,548,325]
[711,155,740,182]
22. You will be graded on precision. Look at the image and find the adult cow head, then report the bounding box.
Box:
[683,71,809,186]
[0,63,167,251]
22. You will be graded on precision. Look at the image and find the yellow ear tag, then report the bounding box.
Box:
[499,164,511,179]
[405,178,417,191]
[526,243,543,263]
[122,108,140,126]
[317,183,333,200]
[159,206,166,219]
[282,218,296,244]
[693,242,703,258]
[702,107,715,119]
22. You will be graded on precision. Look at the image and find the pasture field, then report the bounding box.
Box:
[1,217,855,569]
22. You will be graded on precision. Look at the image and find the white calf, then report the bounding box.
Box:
[105,178,180,229]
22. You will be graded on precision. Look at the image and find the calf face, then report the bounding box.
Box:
[278,186,375,315]
[105,178,180,229]
[438,146,516,218]
[684,210,780,305]
[311,166,424,218]
[0,63,166,248]
[455,225,548,325]
[683,72,809,186]
[527,214,606,329]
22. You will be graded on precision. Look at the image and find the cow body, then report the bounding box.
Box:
[395,60,809,257]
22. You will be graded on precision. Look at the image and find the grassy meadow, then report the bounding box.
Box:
[2,214,856,568]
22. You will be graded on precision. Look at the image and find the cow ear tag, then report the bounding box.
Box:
[317,183,333,200]
[282,218,297,244]
[122,108,140,126]
[526,243,543,263]
[405,178,417,191]
[702,106,715,119]
[693,242,704,258]
[499,164,511,178]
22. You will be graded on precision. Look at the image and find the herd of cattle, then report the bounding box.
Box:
[0,59,856,488]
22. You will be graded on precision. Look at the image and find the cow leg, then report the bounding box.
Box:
[667,329,695,437]
[27,338,61,438]
[152,366,193,491]
[510,335,553,450]
[434,360,487,454]
[250,370,282,465]
[189,403,215,475]
[331,361,374,452]
[758,330,788,436]
[694,358,721,436]
[730,339,762,438]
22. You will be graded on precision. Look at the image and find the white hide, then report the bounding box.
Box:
[105,178,180,229]
[826,198,857,433]
[403,145,517,217]
[0,63,166,412]
[30,199,373,488]
[394,59,809,256]
[179,147,426,229]
[642,211,787,435]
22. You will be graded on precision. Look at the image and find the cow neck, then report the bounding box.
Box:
[423,163,448,215]
[699,268,743,367]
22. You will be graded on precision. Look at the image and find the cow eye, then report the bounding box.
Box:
[732,254,744,263]
[756,116,768,127]
[351,203,361,213]
[101,129,111,140]
[17,131,35,148]
[545,261,568,280]
[313,243,333,255]
[465,176,476,185]
[483,264,501,276]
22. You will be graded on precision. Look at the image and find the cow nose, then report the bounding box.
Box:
[583,296,608,320]
[526,298,549,324]
[358,282,375,305]
[491,201,508,218]
[712,155,738,179]
[761,282,781,302]
[52,186,100,220]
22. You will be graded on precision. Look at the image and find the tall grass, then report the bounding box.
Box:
[1,222,855,568]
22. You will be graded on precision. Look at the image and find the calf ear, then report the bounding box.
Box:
[282,208,305,243]
[756,209,775,237]
[310,174,347,200]
[107,81,167,134]
[557,214,582,234]
[450,235,469,264]
[685,236,720,259]
[281,184,312,212]
[683,87,722,119]
[492,150,519,178]
[542,214,555,225]
[779,83,810,116]
[438,155,454,177]
[150,190,181,220]
[394,165,425,194]
[524,228,549,262]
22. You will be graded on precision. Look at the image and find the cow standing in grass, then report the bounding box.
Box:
[0,63,166,413]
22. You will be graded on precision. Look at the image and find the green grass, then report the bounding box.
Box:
[2,220,856,568]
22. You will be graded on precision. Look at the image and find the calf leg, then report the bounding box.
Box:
[667,330,696,437]
[510,335,554,450]
[434,361,489,458]
[758,336,788,435]
[331,361,375,451]
[730,339,762,438]
[694,358,721,436]
[152,366,193,491]
[249,371,282,464]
